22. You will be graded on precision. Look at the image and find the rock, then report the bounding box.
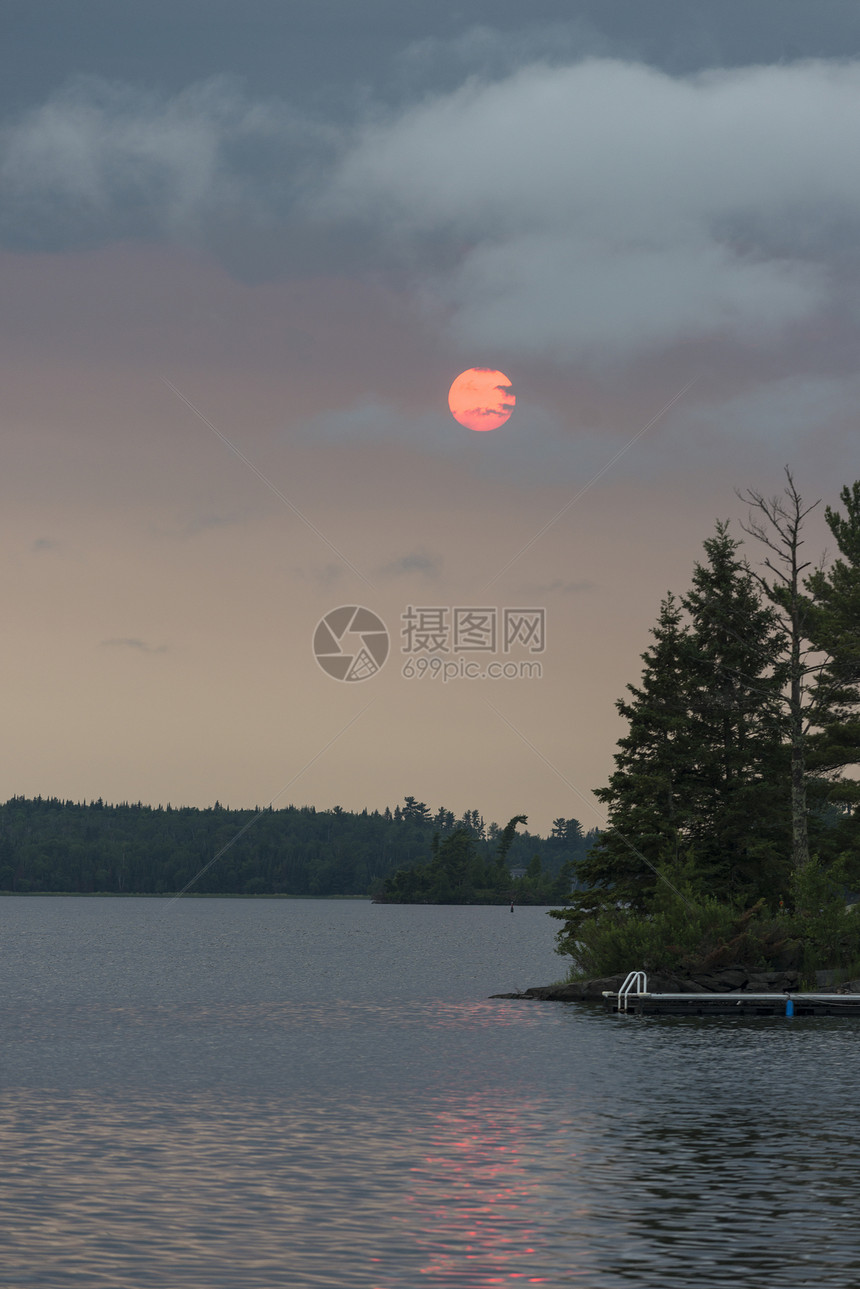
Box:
[493,971,710,1002]
[523,974,628,1002]
[688,968,748,992]
[647,973,708,994]
[772,940,804,971]
[746,971,798,992]
[491,966,802,1001]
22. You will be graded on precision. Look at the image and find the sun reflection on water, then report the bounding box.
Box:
[0,1088,590,1288]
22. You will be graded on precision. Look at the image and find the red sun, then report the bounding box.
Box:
[448,368,515,432]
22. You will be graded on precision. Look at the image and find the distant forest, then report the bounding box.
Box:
[0,795,596,897]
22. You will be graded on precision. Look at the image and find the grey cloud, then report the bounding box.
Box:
[685,374,860,448]
[665,373,860,488]
[101,637,168,653]
[181,513,246,538]
[300,372,848,491]
[377,551,443,579]
[0,75,330,249]
[320,58,860,362]
[441,234,822,362]
[395,21,611,92]
[8,56,860,372]
[151,513,249,542]
[3,3,859,124]
[294,563,346,587]
[530,578,597,594]
[304,400,445,447]
[299,392,661,485]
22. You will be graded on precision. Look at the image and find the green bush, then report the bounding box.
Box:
[553,896,786,978]
[789,856,860,985]
[550,858,859,981]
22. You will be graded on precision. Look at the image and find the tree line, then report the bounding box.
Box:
[0,794,594,897]
[378,815,579,904]
[553,471,860,984]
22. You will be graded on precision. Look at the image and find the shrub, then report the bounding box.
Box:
[552,858,813,980]
[552,857,860,983]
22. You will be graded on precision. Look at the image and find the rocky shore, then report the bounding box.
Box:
[491,966,860,1002]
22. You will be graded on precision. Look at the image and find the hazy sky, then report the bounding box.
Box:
[2,1,859,833]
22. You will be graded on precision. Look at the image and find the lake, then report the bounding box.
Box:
[1,896,857,1287]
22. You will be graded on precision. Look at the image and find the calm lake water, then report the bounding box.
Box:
[1,897,857,1288]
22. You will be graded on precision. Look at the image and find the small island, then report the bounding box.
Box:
[375,815,575,905]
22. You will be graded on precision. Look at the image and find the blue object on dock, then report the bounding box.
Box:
[785,997,794,1017]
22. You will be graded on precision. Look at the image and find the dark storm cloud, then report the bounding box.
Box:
[4,1,860,116]
[6,10,860,370]
[0,75,332,250]
[320,58,860,363]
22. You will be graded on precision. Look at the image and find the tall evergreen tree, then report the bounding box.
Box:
[579,524,790,909]
[680,522,790,897]
[578,593,694,907]
[805,482,860,835]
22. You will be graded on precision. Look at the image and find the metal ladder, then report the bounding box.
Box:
[617,970,648,1012]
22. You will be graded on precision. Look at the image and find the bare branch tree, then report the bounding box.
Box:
[736,466,827,870]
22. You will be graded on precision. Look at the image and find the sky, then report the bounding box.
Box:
[2,1,859,835]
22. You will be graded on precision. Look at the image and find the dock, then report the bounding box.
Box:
[604,971,860,1017]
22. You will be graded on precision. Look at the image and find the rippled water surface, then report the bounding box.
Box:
[1,897,858,1287]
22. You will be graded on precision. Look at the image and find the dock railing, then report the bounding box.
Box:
[617,970,648,1011]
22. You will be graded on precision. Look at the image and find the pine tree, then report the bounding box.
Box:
[680,522,790,897]
[805,482,860,835]
[578,524,791,909]
[578,593,695,907]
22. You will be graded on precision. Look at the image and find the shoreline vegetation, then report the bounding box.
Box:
[7,477,860,993]
[0,796,592,900]
[375,816,577,905]
[539,474,860,995]
[0,891,374,898]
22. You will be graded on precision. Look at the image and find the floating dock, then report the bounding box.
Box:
[604,971,860,1017]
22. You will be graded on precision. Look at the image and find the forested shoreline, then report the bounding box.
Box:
[378,815,579,904]
[0,795,594,898]
[10,469,860,973]
[551,473,860,987]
